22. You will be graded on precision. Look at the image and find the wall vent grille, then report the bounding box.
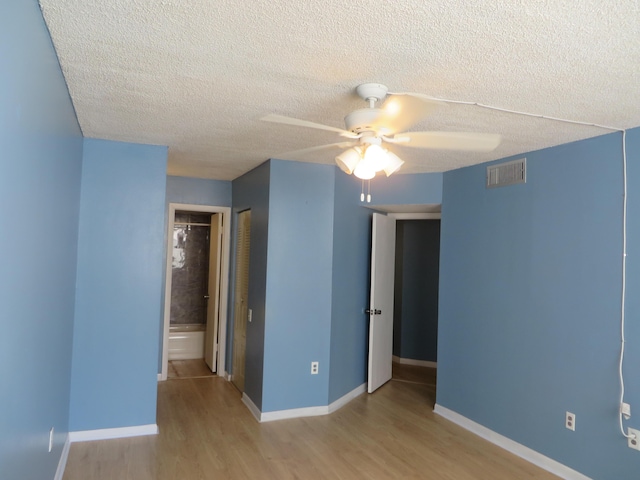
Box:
[486,158,526,188]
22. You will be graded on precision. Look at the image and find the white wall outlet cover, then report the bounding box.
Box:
[565,412,575,431]
[629,428,640,451]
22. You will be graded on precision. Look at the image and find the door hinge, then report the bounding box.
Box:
[365,309,382,315]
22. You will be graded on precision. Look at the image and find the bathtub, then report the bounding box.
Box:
[168,324,205,360]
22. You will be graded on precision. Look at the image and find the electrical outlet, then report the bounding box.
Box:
[48,428,54,453]
[311,361,319,375]
[566,412,576,431]
[629,428,640,451]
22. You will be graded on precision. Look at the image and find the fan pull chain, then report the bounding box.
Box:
[359,180,373,203]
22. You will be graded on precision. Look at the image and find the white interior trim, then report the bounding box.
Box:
[241,393,262,422]
[328,383,366,414]
[389,212,441,220]
[392,355,437,368]
[244,384,366,423]
[261,405,328,422]
[69,424,158,443]
[54,434,70,480]
[433,404,591,480]
[161,203,231,381]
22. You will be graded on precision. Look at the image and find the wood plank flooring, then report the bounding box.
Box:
[63,366,558,479]
[167,359,215,379]
[392,362,437,386]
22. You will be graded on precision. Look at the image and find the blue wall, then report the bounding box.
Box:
[437,130,640,478]
[166,175,232,207]
[231,161,271,409]
[369,172,443,205]
[70,139,167,431]
[329,172,373,402]
[0,1,83,479]
[393,220,440,362]
[262,160,335,411]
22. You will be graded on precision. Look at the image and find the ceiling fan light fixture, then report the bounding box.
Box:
[362,144,388,172]
[382,151,404,176]
[336,143,405,180]
[353,157,376,180]
[335,147,362,174]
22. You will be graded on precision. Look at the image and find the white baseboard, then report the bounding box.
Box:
[433,404,590,480]
[69,424,158,443]
[392,355,437,368]
[261,405,328,422]
[244,383,366,423]
[242,393,262,422]
[54,434,70,480]
[328,383,366,414]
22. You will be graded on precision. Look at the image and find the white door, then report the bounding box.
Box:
[205,213,223,372]
[368,213,396,393]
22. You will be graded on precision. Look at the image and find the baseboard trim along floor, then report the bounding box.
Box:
[54,435,71,480]
[244,383,367,423]
[392,355,437,368]
[433,404,591,480]
[68,423,159,443]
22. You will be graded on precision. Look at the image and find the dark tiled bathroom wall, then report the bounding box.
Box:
[170,213,211,325]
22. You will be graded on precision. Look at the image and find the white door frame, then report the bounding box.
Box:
[160,203,232,381]
[388,213,441,221]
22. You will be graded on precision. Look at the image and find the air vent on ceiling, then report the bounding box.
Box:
[486,158,526,188]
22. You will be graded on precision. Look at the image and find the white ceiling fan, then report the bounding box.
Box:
[262,83,502,180]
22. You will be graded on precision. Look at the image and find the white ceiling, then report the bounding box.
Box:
[40,0,640,181]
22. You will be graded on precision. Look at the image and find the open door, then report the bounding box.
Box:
[368,213,396,393]
[204,213,223,372]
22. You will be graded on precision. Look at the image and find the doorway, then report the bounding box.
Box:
[391,218,440,402]
[367,210,441,397]
[161,203,231,381]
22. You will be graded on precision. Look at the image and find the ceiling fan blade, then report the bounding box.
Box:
[394,131,501,152]
[276,141,357,159]
[374,94,446,134]
[261,114,357,138]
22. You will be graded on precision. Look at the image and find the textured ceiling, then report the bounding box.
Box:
[40,0,640,180]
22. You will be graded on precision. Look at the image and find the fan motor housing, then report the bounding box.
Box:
[344,108,390,135]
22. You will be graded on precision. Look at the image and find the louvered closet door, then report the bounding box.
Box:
[232,210,251,392]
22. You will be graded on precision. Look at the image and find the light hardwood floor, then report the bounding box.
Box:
[167,359,215,379]
[63,368,558,479]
